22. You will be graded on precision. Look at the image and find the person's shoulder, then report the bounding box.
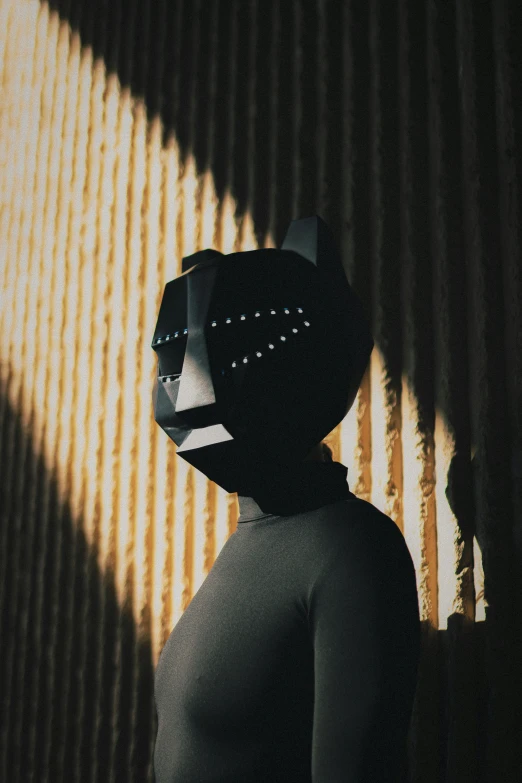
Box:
[321,491,401,531]
[313,492,407,557]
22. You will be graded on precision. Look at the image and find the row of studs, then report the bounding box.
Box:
[153,307,305,346]
[158,317,311,382]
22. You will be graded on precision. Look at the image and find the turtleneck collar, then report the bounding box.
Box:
[237,460,350,521]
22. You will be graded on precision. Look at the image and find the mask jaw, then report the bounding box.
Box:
[176,424,240,493]
[154,418,260,494]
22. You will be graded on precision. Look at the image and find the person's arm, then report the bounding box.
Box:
[308,512,420,782]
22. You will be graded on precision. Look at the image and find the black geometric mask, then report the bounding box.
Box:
[151,215,374,493]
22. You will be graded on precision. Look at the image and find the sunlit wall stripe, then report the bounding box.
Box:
[0,0,28,623]
[2,4,44,782]
[15,7,56,783]
[40,15,74,782]
[0,1,520,782]
[2,5,54,782]
[9,6,52,781]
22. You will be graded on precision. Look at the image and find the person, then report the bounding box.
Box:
[152,216,421,781]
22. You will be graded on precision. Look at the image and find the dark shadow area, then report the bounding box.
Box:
[0,372,156,783]
[44,0,351,268]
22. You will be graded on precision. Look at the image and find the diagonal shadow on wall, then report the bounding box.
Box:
[0,369,155,782]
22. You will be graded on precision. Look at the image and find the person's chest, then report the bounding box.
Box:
[154,543,314,734]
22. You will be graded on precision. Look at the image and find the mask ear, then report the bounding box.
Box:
[181,249,224,274]
[280,215,350,299]
[280,214,339,269]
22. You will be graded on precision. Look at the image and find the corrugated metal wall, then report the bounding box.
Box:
[0,0,520,780]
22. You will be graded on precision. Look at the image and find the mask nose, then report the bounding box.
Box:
[175,262,221,426]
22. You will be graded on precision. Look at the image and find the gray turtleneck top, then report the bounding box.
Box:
[153,462,420,782]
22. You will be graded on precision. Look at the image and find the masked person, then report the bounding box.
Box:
[152,216,421,782]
